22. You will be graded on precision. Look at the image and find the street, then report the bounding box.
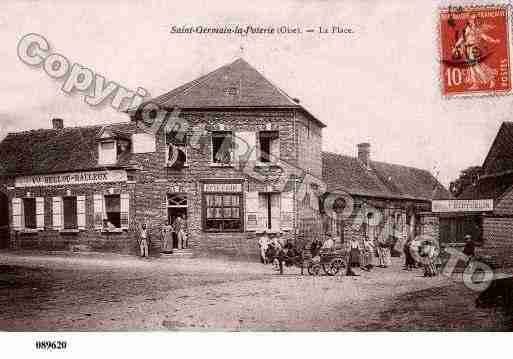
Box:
[0,251,510,331]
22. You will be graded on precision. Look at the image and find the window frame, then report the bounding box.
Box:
[202,181,244,233]
[211,131,234,166]
[22,197,37,230]
[98,140,117,165]
[104,194,122,229]
[257,131,279,165]
[166,131,188,168]
[62,196,78,230]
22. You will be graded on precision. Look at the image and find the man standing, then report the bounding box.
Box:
[257,230,271,264]
[139,223,149,258]
[174,214,187,249]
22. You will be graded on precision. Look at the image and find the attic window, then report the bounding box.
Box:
[223,87,238,96]
[99,141,117,165]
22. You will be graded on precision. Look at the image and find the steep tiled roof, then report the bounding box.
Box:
[0,122,138,176]
[322,151,451,201]
[482,122,513,175]
[138,58,326,128]
[457,173,513,201]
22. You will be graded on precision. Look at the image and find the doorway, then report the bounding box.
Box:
[167,193,187,249]
[0,191,9,249]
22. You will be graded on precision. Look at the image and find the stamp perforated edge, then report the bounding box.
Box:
[436,2,513,99]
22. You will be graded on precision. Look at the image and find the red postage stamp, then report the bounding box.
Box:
[439,5,511,97]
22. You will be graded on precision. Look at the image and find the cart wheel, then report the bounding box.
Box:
[308,263,322,276]
[324,258,345,276]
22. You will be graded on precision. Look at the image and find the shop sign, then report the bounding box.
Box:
[15,170,128,188]
[432,199,493,213]
[203,183,242,193]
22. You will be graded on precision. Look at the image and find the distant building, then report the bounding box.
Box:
[321,144,450,249]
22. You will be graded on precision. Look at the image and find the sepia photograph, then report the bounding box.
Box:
[1,0,512,356]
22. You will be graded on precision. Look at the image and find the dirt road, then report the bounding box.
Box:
[0,251,510,331]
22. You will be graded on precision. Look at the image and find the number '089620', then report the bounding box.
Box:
[35,340,67,350]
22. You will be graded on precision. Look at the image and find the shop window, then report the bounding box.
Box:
[203,182,243,232]
[63,196,78,229]
[211,131,233,164]
[166,131,188,169]
[99,140,117,164]
[258,131,279,163]
[23,198,36,229]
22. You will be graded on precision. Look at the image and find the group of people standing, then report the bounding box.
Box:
[137,214,188,258]
[161,214,187,253]
[346,235,392,276]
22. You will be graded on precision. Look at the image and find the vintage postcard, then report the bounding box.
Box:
[1,0,512,357]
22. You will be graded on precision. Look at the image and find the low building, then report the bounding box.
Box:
[0,59,326,258]
[321,144,450,249]
[443,122,513,268]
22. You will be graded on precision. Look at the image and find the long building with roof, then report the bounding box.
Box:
[0,59,449,258]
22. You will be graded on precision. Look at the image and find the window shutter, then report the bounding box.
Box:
[120,193,129,230]
[270,193,281,232]
[234,131,256,163]
[77,196,86,230]
[36,197,45,230]
[258,194,268,230]
[52,197,63,230]
[245,191,259,231]
[280,192,294,231]
[12,198,22,230]
[93,194,104,230]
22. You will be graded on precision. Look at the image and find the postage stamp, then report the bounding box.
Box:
[439,5,511,97]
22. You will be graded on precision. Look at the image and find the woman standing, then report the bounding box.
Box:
[376,235,391,268]
[362,237,375,271]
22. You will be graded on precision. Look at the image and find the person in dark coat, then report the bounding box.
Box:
[463,234,476,258]
[404,237,416,271]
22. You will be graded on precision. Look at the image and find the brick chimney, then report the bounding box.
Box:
[357,142,371,168]
[52,118,64,130]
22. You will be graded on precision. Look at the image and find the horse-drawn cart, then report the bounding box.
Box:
[306,248,346,276]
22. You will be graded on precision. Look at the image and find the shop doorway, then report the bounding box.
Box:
[439,215,482,245]
[0,191,9,249]
[167,193,187,249]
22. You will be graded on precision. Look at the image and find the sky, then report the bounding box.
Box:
[1,0,513,186]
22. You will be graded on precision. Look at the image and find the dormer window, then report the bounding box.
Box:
[99,140,117,165]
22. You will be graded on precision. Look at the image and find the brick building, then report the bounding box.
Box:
[321,144,450,250]
[0,59,326,259]
[0,58,452,259]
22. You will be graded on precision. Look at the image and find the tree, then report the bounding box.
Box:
[449,166,483,197]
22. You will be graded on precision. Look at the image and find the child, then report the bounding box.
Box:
[139,223,149,258]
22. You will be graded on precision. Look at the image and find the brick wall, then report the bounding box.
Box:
[7,181,139,253]
[480,217,513,268]
[295,111,323,180]
[2,108,325,260]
